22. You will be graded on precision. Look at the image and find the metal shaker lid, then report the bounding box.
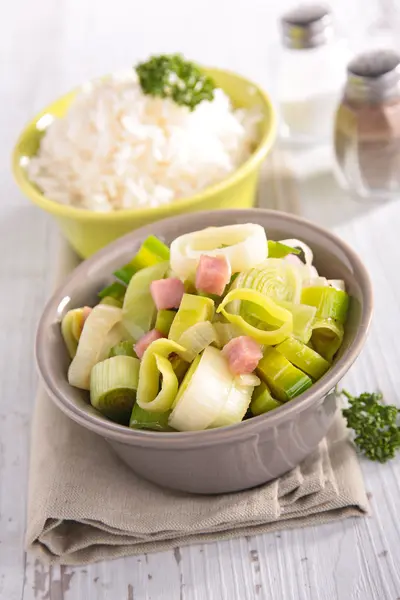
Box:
[280,4,333,49]
[345,50,400,103]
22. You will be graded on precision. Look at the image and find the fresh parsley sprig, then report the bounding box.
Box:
[341,390,400,463]
[135,54,215,111]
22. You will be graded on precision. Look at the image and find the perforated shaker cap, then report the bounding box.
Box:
[280,4,333,49]
[345,50,400,102]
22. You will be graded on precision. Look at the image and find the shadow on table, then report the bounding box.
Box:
[256,150,387,230]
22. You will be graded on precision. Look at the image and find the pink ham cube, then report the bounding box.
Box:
[134,329,165,359]
[195,255,230,296]
[150,278,185,310]
[222,336,263,375]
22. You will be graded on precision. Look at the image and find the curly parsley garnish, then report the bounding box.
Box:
[135,54,216,111]
[341,390,400,463]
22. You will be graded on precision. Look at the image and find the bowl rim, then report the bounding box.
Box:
[35,208,373,448]
[12,67,277,222]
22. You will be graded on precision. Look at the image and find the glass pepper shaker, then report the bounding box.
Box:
[334,49,400,201]
[277,4,349,146]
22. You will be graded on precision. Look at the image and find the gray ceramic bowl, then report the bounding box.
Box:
[36,209,373,494]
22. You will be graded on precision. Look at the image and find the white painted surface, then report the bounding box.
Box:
[2,1,400,599]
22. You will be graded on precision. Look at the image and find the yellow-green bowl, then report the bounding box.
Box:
[12,68,276,258]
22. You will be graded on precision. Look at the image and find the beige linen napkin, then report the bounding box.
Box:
[26,238,369,566]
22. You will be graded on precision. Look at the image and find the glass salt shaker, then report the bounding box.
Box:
[277,4,350,146]
[334,50,400,202]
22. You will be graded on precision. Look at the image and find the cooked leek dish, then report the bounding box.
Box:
[61,224,349,432]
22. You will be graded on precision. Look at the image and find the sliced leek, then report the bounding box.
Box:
[328,279,346,291]
[98,281,127,302]
[109,340,136,358]
[170,355,190,383]
[169,347,234,431]
[256,347,312,402]
[68,305,122,390]
[171,354,201,409]
[90,355,140,424]
[217,288,293,345]
[177,321,216,362]
[114,235,170,284]
[275,337,330,380]
[276,301,317,344]
[301,286,349,324]
[130,404,173,431]
[155,309,176,336]
[233,258,302,305]
[136,338,188,413]
[122,261,169,341]
[61,308,85,359]
[267,241,300,259]
[311,318,344,362]
[213,322,243,348]
[168,294,214,342]
[284,253,319,281]
[170,224,267,280]
[279,239,314,266]
[209,377,255,428]
[100,296,123,308]
[250,382,281,416]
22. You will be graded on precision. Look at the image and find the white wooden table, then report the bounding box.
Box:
[2,1,400,598]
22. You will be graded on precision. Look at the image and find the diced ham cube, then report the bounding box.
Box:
[150,278,185,310]
[134,329,165,359]
[195,255,230,296]
[222,336,263,375]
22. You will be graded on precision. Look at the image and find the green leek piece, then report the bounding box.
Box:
[168,294,214,343]
[232,258,302,305]
[183,280,197,294]
[122,261,169,341]
[130,404,174,431]
[114,236,170,284]
[98,281,127,302]
[172,353,202,409]
[250,382,282,416]
[170,355,189,383]
[177,321,216,362]
[301,286,349,324]
[276,301,317,344]
[213,322,242,348]
[100,296,123,308]
[217,288,293,345]
[136,338,188,412]
[256,347,312,402]
[61,308,85,358]
[90,356,140,424]
[155,309,176,336]
[109,340,136,358]
[268,241,301,259]
[275,337,330,381]
[311,318,344,362]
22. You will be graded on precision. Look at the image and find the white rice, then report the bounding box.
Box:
[27,71,261,212]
